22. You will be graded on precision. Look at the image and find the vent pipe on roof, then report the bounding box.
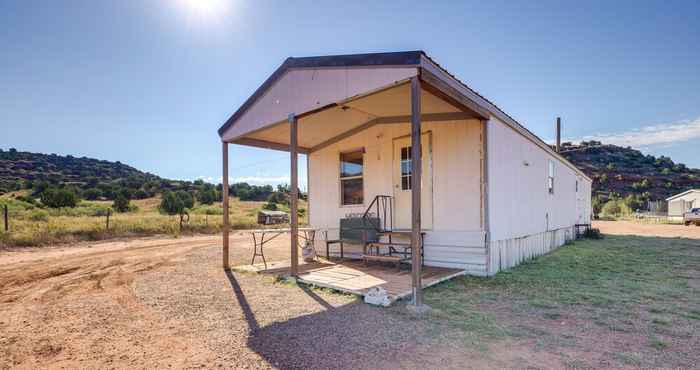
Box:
[556,117,561,153]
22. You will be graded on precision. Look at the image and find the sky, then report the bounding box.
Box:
[1,0,699,188]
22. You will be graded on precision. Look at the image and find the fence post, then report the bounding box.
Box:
[3,205,8,232]
[106,209,111,230]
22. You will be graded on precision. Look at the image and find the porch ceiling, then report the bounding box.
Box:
[233,83,476,152]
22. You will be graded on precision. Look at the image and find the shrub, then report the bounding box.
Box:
[601,199,632,218]
[161,191,191,231]
[262,202,278,211]
[83,188,102,200]
[582,228,603,239]
[175,190,194,209]
[112,194,130,213]
[40,188,78,209]
[133,189,149,199]
[197,187,217,205]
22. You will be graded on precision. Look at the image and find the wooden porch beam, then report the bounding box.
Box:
[222,141,230,269]
[410,76,423,306]
[289,114,299,276]
[374,111,475,124]
[307,112,475,154]
[233,137,310,154]
[308,118,380,153]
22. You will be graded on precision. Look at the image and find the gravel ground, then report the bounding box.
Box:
[0,233,512,370]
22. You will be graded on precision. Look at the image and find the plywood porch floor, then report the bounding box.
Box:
[234,258,465,303]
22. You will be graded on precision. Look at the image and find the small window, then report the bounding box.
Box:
[575,180,579,192]
[400,146,412,191]
[548,160,555,195]
[340,150,363,205]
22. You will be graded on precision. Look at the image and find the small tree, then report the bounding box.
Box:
[40,188,78,209]
[175,190,194,209]
[112,193,130,213]
[160,191,190,230]
[197,187,217,205]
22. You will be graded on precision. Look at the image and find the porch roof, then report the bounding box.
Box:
[218,50,591,180]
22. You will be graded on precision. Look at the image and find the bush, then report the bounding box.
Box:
[112,194,130,213]
[83,188,102,200]
[262,202,278,211]
[175,190,194,209]
[133,189,149,199]
[161,191,192,231]
[40,188,78,209]
[582,228,602,239]
[601,199,632,218]
[197,187,217,205]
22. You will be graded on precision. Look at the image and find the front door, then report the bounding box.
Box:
[393,133,433,230]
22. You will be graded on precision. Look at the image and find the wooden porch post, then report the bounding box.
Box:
[289,114,299,276]
[222,141,230,269]
[410,76,423,306]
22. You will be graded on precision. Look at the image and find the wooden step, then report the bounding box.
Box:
[368,241,412,247]
[362,254,403,263]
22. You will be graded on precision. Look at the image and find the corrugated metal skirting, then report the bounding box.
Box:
[488,226,574,275]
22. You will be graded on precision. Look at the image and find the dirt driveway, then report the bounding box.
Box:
[0,233,516,370]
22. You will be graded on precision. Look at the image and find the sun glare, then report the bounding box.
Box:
[175,0,231,23]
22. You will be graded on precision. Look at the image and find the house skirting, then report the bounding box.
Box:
[486,226,575,276]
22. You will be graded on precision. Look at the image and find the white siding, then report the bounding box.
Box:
[486,117,592,274]
[309,119,486,273]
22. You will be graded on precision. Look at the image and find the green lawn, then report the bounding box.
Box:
[416,235,700,368]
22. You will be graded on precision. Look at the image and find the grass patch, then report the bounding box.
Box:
[0,195,307,247]
[417,234,700,365]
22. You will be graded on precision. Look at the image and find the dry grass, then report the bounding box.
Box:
[0,194,307,248]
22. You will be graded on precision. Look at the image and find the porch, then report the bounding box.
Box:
[218,51,494,306]
[234,258,464,304]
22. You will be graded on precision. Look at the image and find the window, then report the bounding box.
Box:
[400,146,412,190]
[340,150,363,205]
[575,180,579,192]
[548,160,555,194]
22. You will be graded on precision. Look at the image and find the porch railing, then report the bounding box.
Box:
[362,195,393,233]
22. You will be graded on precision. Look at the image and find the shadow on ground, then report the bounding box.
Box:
[224,269,455,370]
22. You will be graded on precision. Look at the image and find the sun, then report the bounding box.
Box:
[175,0,231,22]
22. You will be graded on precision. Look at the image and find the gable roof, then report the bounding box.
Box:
[218,50,591,182]
[666,189,700,201]
[217,51,424,137]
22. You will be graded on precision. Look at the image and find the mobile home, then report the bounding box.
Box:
[218,51,592,303]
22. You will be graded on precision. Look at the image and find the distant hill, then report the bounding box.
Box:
[0,148,297,205]
[559,141,700,202]
[0,148,166,192]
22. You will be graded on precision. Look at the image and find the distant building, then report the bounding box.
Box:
[257,210,289,225]
[666,189,700,220]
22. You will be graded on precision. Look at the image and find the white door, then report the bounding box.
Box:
[393,133,433,230]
